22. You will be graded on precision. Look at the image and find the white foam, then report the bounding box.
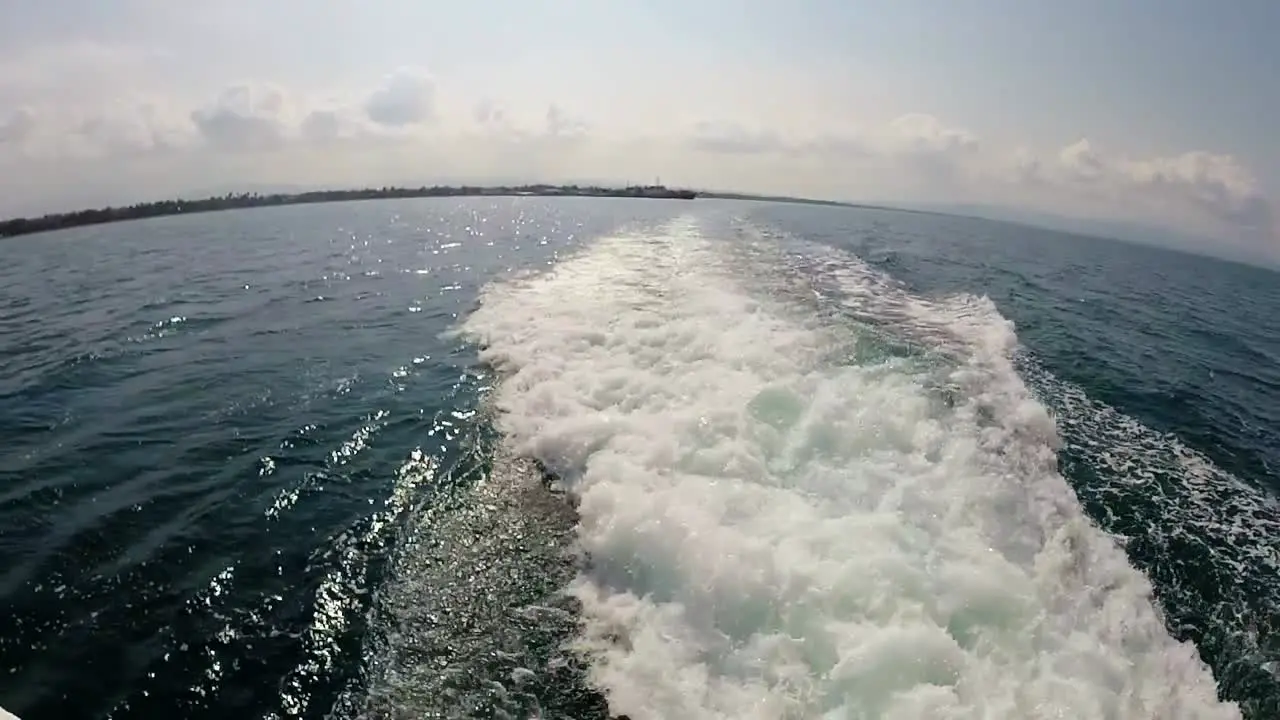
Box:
[460,218,1240,719]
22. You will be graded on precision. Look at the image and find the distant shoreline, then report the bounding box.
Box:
[0,184,697,239]
[7,186,1251,271]
[695,191,945,216]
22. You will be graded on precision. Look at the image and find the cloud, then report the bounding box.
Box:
[688,120,790,155]
[544,104,587,138]
[0,60,1273,252]
[797,132,871,158]
[1120,151,1273,232]
[887,113,979,155]
[687,113,979,168]
[298,106,377,144]
[364,68,436,127]
[473,99,505,127]
[1035,139,1275,239]
[76,102,195,155]
[680,114,1274,244]
[0,101,193,160]
[190,84,290,152]
[466,100,590,144]
[0,106,35,145]
[1009,147,1043,184]
[1059,138,1106,181]
[300,109,342,143]
[879,113,982,190]
[468,98,531,142]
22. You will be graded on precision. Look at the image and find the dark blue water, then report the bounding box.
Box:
[0,199,643,719]
[0,197,1277,719]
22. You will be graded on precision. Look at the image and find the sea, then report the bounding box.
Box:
[0,197,1277,720]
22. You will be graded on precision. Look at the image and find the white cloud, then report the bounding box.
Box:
[0,99,194,161]
[190,84,292,152]
[78,102,195,155]
[468,98,532,143]
[544,104,587,139]
[298,105,376,144]
[886,113,979,155]
[461,99,591,145]
[878,113,983,191]
[1027,139,1275,240]
[1059,138,1106,181]
[1119,151,1272,232]
[364,67,436,127]
[678,114,988,202]
[684,113,981,168]
[0,59,1274,253]
[677,116,1275,245]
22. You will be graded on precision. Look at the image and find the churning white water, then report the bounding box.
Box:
[460,217,1239,719]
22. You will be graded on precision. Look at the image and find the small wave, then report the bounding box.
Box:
[269,448,440,719]
[1021,361,1280,717]
[265,411,390,520]
[346,445,593,719]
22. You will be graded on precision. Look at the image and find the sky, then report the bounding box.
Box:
[0,0,1277,260]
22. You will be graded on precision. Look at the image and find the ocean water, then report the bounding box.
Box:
[0,197,1276,719]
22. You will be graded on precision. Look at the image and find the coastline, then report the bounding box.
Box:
[0,184,697,239]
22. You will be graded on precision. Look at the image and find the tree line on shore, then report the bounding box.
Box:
[0,184,698,238]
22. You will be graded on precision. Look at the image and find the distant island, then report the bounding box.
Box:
[696,191,949,216]
[0,184,698,239]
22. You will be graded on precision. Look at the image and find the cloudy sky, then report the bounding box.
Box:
[1,0,1276,256]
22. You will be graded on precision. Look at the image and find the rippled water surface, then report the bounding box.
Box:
[1,197,1277,719]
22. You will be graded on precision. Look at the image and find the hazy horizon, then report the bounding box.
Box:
[1,0,1277,262]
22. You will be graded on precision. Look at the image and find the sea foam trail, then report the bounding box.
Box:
[794,232,1280,713]
[460,217,1240,719]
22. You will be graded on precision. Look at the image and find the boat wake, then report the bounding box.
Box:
[457,216,1241,719]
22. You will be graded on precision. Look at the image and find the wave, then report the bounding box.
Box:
[795,231,1280,717]
[458,217,1240,719]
